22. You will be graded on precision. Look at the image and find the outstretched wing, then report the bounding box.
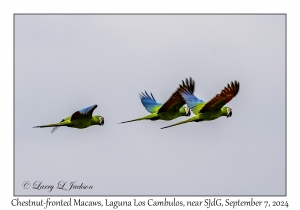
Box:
[71,104,98,120]
[158,77,195,113]
[178,79,205,114]
[200,81,239,113]
[139,91,162,113]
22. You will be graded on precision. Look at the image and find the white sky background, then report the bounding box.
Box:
[14,14,285,196]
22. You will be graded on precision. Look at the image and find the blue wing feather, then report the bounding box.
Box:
[139,91,162,113]
[79,104,97,115]
[180,90,204,114]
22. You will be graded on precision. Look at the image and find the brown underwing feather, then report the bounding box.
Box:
[178,77,195,96]
[158,77,195,113]
[71,111,82,121]
[200,80,239,113]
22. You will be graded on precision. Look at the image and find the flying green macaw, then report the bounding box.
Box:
[119,78,195,124]
[161,81,240,129]
[33,104,104,133]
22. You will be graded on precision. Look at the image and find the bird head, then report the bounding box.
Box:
[226,107,232,118]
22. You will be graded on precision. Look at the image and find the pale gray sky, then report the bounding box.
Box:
[15,14,285,195]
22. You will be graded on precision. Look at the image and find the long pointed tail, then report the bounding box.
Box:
[160,116,198,129]
[118,118,146,124]
[33,123,65,128]
[33,124,67,134]
[118,114,155,124]
[33,123,67,132]
[118,119,143,124]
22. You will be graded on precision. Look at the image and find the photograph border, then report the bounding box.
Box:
[13,13,287,197]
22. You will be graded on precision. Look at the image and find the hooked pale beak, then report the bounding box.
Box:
[226,109,232,118]
[185,107,191,116]
[99,117,104,126]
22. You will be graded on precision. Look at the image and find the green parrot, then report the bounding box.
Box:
[119,78,195,124]
[161,81,240,129]
[33,104,104,133]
